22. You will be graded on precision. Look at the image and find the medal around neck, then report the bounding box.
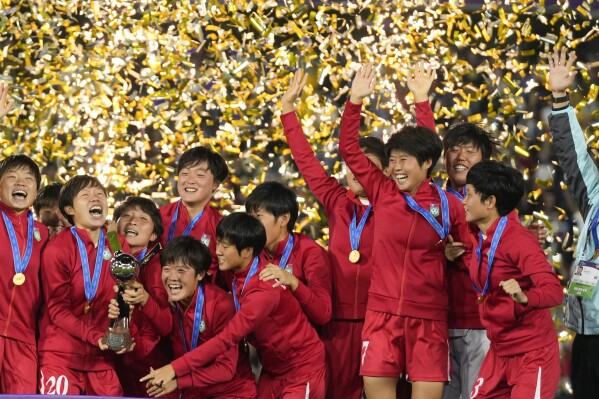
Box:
[103,231,139,352]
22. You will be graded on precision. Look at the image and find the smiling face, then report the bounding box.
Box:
[388,150,431,196]
[346,152,385,198]
[462,184,497,231]
[64,185,108,231]
[39,205,70,239]
[161,262,203,308]
[0,166,38,214]
[117,205,157,253]
[248,208,289,254]
[445,143,483,188]
[216,239,253,273]
[177,161,218,210]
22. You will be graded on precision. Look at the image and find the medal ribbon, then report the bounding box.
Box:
[176,283,205,353]
[402,184,450,240]
[2,211,34,275]
[71,227,106,303]
[350,205,372,251]
[277,234,294,270]
[446,184,466,201]
[472,216,508,298]
[167,200,205,242]
[136,247,148,262]
[232,256,260,312]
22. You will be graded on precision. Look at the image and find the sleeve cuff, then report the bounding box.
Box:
[551,105,571,114]
[346,99,363,110]
[292,280,309,302]
[86,328,105,346]
[281,111,299,124]
[524,290,541,308]
[177,374,193,390]
[172,357,191,377]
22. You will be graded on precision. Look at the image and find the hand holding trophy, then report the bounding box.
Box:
[102,231,139,352]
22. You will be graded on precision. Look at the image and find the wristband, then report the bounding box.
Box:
[552,92,569,103]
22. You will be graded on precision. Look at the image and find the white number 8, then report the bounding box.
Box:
[470,377,484,398]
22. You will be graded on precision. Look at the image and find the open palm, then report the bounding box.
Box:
[0,83,15,119]
[350,63,377,103]
[548,47,577,93]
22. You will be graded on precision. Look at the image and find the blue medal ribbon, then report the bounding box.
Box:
[402,184,450,240]
[232,257,260,312]
[71,227,106,303]
[136,247,148,262]
[176,284,205,353]
[472,216,508,298]
[2,211,34,274]
[167,200,205,242]
[350,205,372,251]
[446,184,466,201]
[277,234,294,270]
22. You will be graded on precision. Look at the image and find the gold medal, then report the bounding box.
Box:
[349,250,361,263]
[477,294,486,304]
[84,302,91,314]
[13,273,25,286]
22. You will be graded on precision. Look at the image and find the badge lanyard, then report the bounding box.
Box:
[71,227,106,304]
[167,200,205,242]
[349,205,372,252]
[176,284,205,353]
[232,257,260,312]
[472,216,508,300]
[402,184,450,240]
[2,211,34,277]
[589,209,599,258]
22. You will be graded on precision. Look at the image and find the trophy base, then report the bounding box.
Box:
[104,326,132,352]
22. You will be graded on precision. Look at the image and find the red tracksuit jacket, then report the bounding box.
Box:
[39,227,129,371]
[260,233,332,325]
[171,260,326,380]
[160,201,223,285]
[468,212,562,356]
[339,100,471,321]
[0,202,48,345]
[169,284,256,396]
[281,102,435,321]
[119,251,172,397]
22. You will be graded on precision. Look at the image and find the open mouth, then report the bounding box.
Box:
[395,174,408,183]
[184,187,198,193]
[12,190,27,199]
[168,284,182,295]
[125,228,138,237]
[89,205,103,217]
[453,164,468,172]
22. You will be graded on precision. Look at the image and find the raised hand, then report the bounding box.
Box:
[407,62,436,103]
[0,83,15,119]
[548,47,577,94]
[281,70,308,114]
[349,63,377,104]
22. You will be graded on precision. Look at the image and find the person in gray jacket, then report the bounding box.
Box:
[548,46,599,399]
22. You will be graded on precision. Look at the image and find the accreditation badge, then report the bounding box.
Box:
[568,260,599,298]
[103,247,112,260]
[430,204,440,217]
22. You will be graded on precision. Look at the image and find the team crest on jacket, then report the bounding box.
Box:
[200,320,206,332]
[103,248,112,260]
[285,265,293,274]
[430,204,440,217]
[34,228,41,242]
[201,234,211,247]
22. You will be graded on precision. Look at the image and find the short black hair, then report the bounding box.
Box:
[160,236,211,277]
[245,181,298,232]
[443,123,499,160]
[177,147,229,183]
[114,196,164,239]
[0,154,41,190]
[385,126,442,177]
[34,182,63,215]
[59,175,107,225]
[359,136,388,169]
[466,160,524,216]
[216,212,266,257]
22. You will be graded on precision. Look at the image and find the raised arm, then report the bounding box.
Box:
[0,83,15,119]
[547,47,598,218]
[281,70,347,211]
[339,64,393,205]
[408,62,436,131]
